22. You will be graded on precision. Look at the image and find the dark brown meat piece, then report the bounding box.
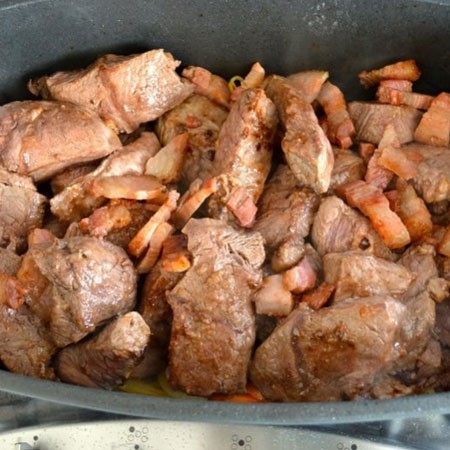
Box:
[0,303,55,379]
[132,262,183,379]
[265,76,334,194]
[311,196,392,260]
[56,312,150,389]
[348,102,422,145]
[17,236,137,347]
[51,131,160,222]
[208,88,277,221]
[168,218,265,396]
[0,101,120,182]
[51,162,99,195]
[155,94,228,188]
[29,50,193,133]
[324,251,414,302]
[402,143,450,203]
[0,248,22,276]
[0,168,46,252]
[254,164,320,271]
[329,148,365,192]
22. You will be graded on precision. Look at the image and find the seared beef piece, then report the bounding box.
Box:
[0,248,22,276]
[0,101,120,182]
[265,76,334,194]
[0,169,46,252]
[329,148,365,192]
[56,312,150,389]
[348,102,422,145]
[29,50,193,134]
[132,262,183,379]
[17,236,137,347]
[155,94,228,187]
[168,218,265,396]
[208,88,277,221]
[254,164,320,271]
[286,70,329,103]
[402,143,450,203]
[324,251,414,302]
[311,196,392,260]
[251,291,435,401]
[51,132,160,222]
[0,303,55,379]
[51,162,99,195]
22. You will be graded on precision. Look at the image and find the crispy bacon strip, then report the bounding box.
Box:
[358,59,421,88]
[377,85,433,110]
[136,222,174,274]
[88,175,166,201]
[300,282,335,310]
[79,203,132,238]
[173,177,219,229]
[0,273,27,309]
[282,257,317,294]
[253,274,294,317]
[358,142,376,163]
[316,81,355,149]
[225,187,258,228]
[161,235,192,273]
[379,79,413,92]
[182,66,230,108]
[414,92,450,147]
[128,190,179,258]
[377,145,417,181]
[337,180,411,249]
[438,226,450,258]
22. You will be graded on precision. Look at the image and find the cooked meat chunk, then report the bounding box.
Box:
[51,162,99,195]
[230,62,266,102]
[253,274,294,317]
[311,196,392,259]
[0,247,22,276]
[132,262,183,379]
[265,76,334,194]
[17,236,137,347]
[155,94,228,187]
[56,312,150,389]
[329,149,365,192]
[0,303,55,379]
[403,143,450,203]
[168,218,265,396]
[254,164,320,271]
[251,291,434,401]
[358,60,421,88]
[0,168,46,252]
[29,50,193,133]
[348,102,422,145]
[0,101,120,181]
[324,251,414,302]
[208,88,277,220]
[51,132,160,222]
[286,70,329,103]
[376,85,433,110]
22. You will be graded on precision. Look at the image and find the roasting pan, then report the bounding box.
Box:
[0,0,449,425]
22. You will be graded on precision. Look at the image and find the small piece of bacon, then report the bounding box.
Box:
[358,142,376,163]
[379,79,413,92]
[377,145,417,181]
[128,190,179,258]
[0,272,27,309]
[231,62,266,102]
[286,70,329,103]
[337,179,411,249]
[161,235,192,273]
[253,274,294,317]
[79,203,132,238]
[316,81,355,149]
[136,222,174,274]
[300,282,335,310]
[89,175,166,201]
[358,59,421,88]
[173,177,219,229]
[377,86,433,110]
[283,256,317,294]
[414,92,450,147]
[438,226,450,258]
[225,187,258,228]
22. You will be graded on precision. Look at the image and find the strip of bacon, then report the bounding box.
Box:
[225,187,258,228]
[377,85,433,110]
[337,179,411,249]
[358,60,421,88]
[161,235,192,273]
[282,256,317,294]
[438,226,450,258]
[286,70,329,103]
[300,282,335,310]
[253,274,294,317]
[358,142,376,163]
[377,145,417,181]
[379,80,413,92]
[173,177,219,229]
[79,203,132,238]
[136,222,174,274]
[414,92,450,147]
[128,190,179,258]
[316,81,355,149]
[88,175,166,201]
[0,273,27,309]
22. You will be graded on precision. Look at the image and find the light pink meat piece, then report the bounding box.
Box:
[377,86,433,110]
[329,148,365,192]
[225,187,258,228]
[286,70,329,103]
[253,274,294,317]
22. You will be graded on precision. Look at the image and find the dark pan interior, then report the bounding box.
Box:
[0,0,450,424]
